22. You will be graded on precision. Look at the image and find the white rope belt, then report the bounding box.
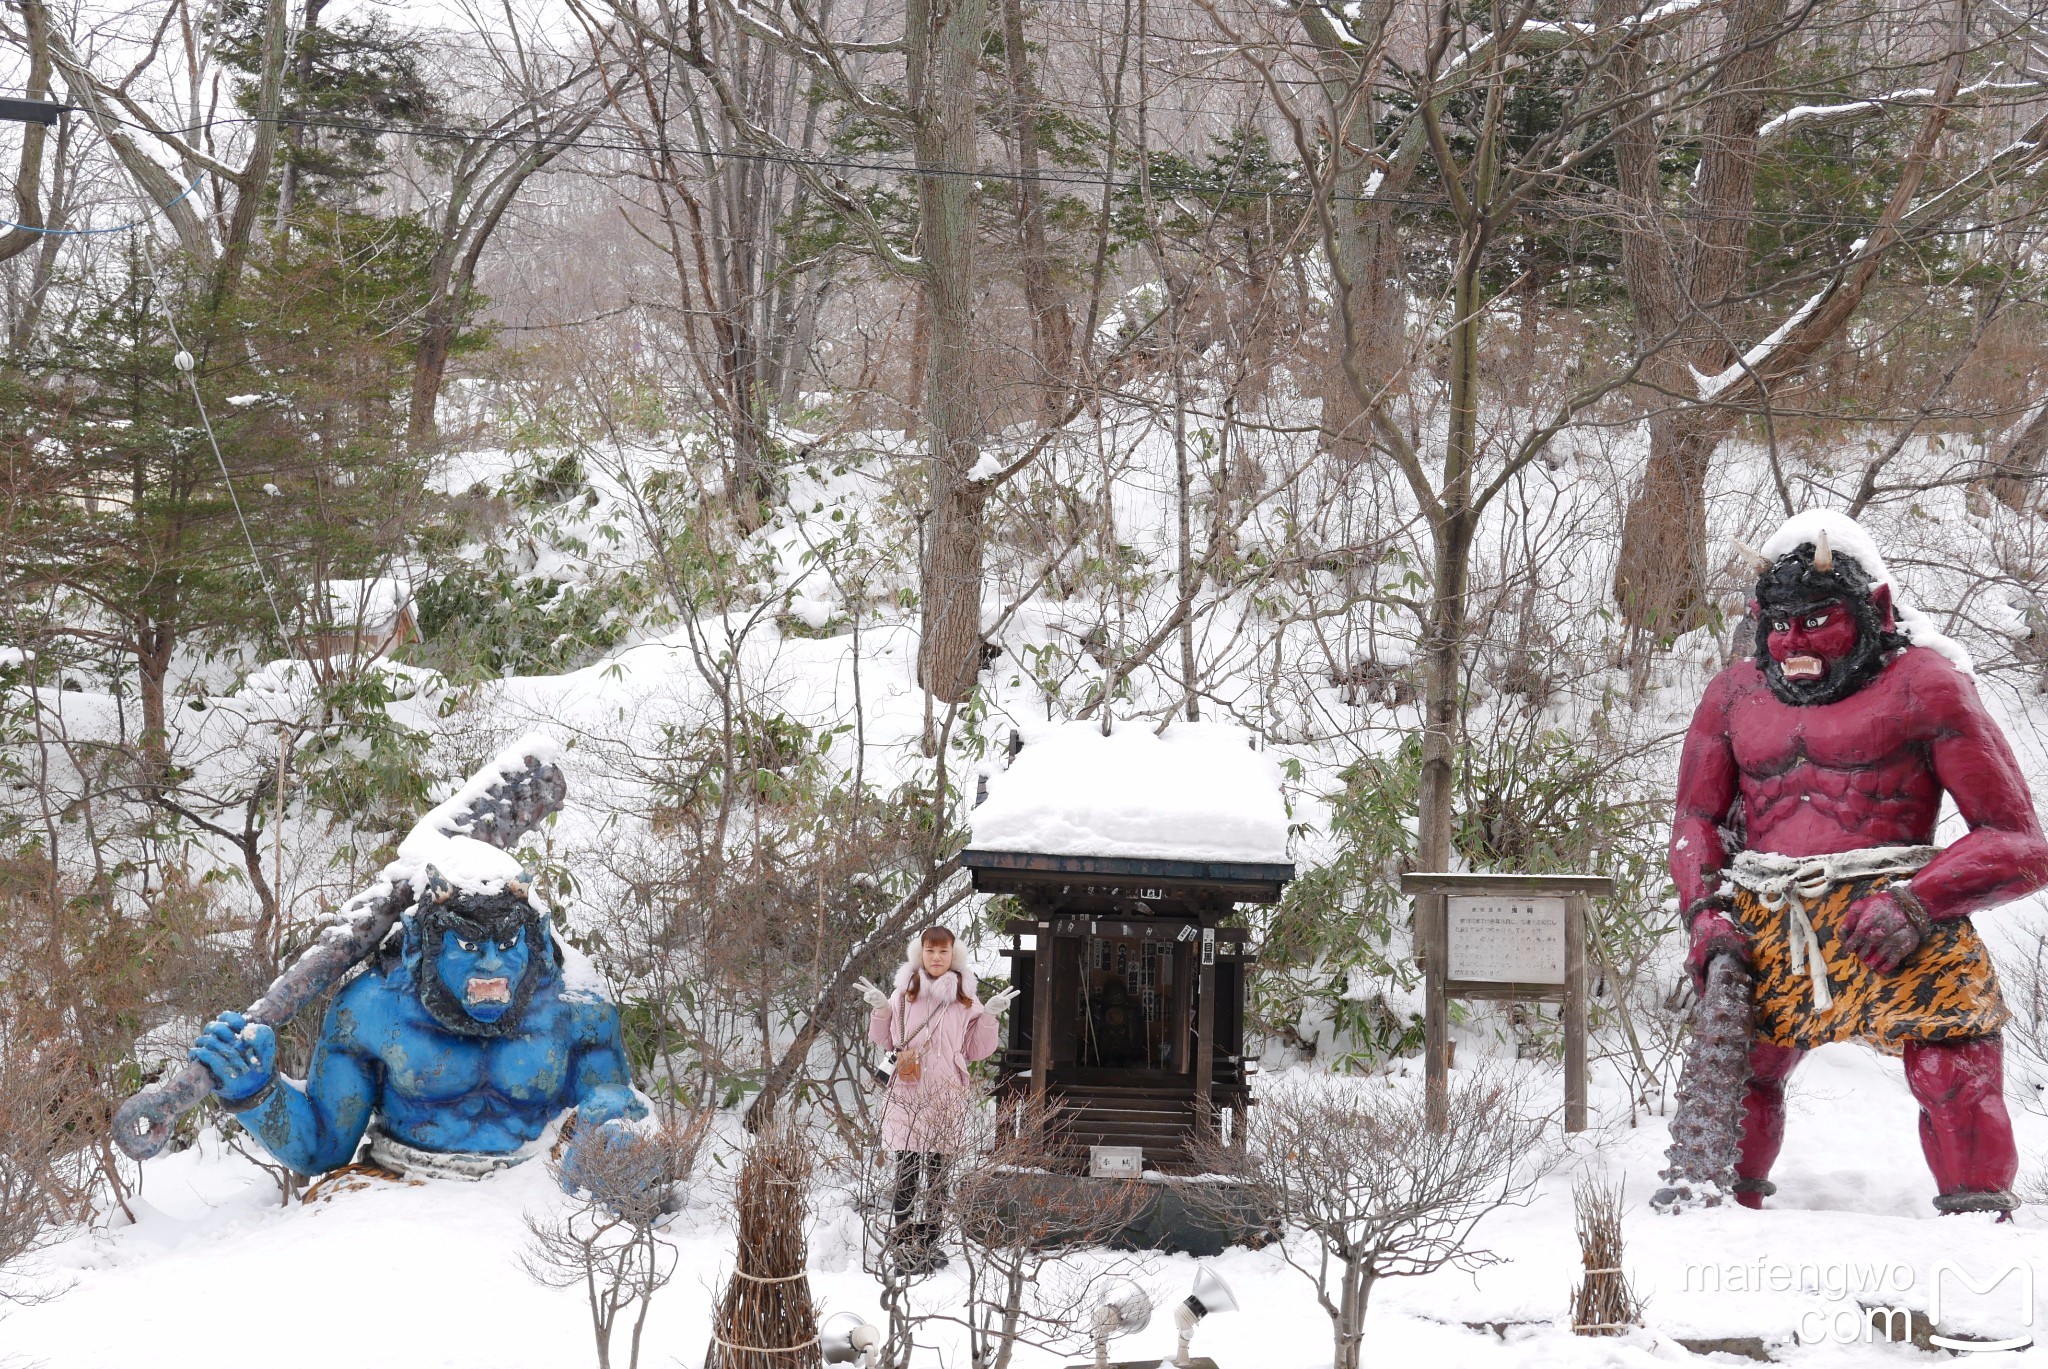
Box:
[366,1126,532,1181]
[1729,846,1937,1013]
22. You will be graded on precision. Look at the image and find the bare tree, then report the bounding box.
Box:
[1190,1070,1548,1369]
[568,0,835,523]
[522,1116,707,1369]
[1601,0,2048,634]
[406,41,605,451]
[837,1094,1151,1369]
[601,0,1000,701]
[38,0,291,291]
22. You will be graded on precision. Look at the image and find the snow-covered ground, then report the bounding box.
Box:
[7,1045,2048,1368]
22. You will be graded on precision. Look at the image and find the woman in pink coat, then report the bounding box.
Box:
[859,926,1016,1273]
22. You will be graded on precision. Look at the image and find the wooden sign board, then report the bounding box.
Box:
[1401,873,1612,1134]
[1446,894,1567,991]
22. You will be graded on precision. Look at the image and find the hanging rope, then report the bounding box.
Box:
[133,241,292,643]
[2,174,203,237]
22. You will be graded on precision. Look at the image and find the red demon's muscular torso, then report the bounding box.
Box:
[1673,647,2048,922]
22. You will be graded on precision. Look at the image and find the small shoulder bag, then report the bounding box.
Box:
[876,994,939,1089]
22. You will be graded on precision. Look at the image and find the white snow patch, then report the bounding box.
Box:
[1755,508,1974,674]
[324,576,413,630]
[786,594,837,630]
[968,720,1290,864]
[395,831,525,892]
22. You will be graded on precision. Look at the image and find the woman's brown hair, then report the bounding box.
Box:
[904,926,974,1007]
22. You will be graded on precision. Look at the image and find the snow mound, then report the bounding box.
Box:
[324,575,413,631]
[1756,508,1974,675]
[968,721,1290,864]
[395,831,526,893]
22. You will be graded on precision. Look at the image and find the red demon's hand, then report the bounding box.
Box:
[1685,907,1750,994]
[1841,891,1927,974]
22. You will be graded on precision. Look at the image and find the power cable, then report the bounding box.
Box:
[18,103,2044,232]
[0,172,202,235]
[130,241,293,644]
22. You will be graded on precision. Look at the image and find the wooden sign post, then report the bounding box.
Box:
[1400,872,1613,1133]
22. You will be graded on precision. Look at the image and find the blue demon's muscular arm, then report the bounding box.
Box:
[570,997,645,1128]
[555,998,658,1202]
[189,983,384,1175]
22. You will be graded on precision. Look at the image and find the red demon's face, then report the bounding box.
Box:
[1763,600,1860,682]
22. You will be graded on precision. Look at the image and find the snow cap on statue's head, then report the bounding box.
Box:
[897,926,977,997]
[1754,508,1974,676]
[1750,512,1905,706]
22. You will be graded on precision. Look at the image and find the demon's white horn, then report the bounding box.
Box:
[1812,528,1833,573]
[1732,540,1771,575]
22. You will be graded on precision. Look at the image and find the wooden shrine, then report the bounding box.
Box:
[964,848,1293,1174]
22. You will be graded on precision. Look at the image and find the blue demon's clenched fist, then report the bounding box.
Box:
[188,1010,278,1103]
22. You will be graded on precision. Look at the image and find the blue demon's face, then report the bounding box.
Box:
[435,923,532,1025]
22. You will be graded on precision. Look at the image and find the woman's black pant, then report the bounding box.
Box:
[891,1150,946,1247]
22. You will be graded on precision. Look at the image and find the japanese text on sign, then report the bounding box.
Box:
[1446,895,1567,985]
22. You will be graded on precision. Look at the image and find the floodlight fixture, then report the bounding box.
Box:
[1090,1278,1153,1369]
[821,1310,882,1369]
[1173,1264,1240,1366]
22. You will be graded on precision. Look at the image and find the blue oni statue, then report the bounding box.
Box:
[187,867,649,1190]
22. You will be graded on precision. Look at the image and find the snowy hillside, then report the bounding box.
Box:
[10,418,2048,1368]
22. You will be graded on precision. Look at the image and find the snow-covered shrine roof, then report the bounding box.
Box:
[965,721,1293,880]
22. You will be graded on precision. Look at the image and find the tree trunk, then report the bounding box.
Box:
[1612,416,1726,638]
[273,0,332,240]
[1417,231,1483,874]
[408,304,457,451]
[1000,0,1071,425]
[722,315,774,531]
[909,0,989,704]
[1326,183,1404,434]
[215,0,291,297]
[1300,1,1404,458]
[1990,397,2048,510]
[1607,0,1787,634]
[1335,1260,1374,1369]
[8,116,69,357]
[135,618,174,776]
[0,0,54,268]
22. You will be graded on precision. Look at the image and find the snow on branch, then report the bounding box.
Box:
[1757,77,2045,141]
[1693,96,2048,404]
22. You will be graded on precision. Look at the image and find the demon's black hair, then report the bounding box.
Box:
[1751,544,1908,706]
[404,889,560,1038]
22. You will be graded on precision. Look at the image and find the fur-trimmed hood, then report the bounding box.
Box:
[893,932,978,999]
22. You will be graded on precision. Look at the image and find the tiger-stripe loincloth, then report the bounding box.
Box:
[1729,847,2007,1051]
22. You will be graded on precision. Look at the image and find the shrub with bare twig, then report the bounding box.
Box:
[1189,1068,1549,1369]
[840,1092,1153,1369]
[522,1115,709,1369]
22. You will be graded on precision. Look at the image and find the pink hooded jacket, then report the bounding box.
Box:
[868,935,1000,1153]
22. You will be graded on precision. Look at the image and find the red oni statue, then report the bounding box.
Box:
[1672,512,2048,1214]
